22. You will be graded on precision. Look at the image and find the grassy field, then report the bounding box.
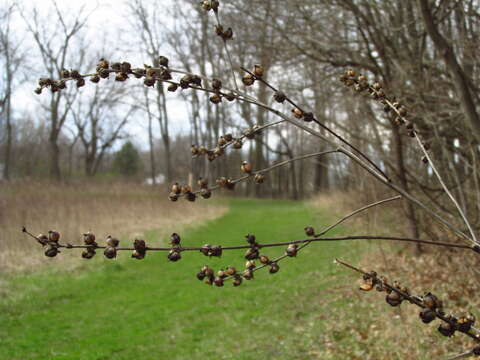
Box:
[0,198,362,360]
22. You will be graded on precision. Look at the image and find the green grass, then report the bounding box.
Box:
[0,198,359,360]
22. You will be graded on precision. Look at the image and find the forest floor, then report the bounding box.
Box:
[0,198,367,360]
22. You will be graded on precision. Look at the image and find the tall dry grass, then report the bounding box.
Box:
[0,181,225,273]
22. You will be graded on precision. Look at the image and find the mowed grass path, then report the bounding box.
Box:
[0,199,358,360]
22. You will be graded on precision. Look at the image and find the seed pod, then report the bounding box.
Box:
[233,276,242,287]
[245,234,256,245]
[419,308,436,324]
[359,278,374,291]
[181,185,192,194]
[201,0,212,11]
[204,276,214,286]
[210,0,219,11]
[70,70,81,79]
[372,82,381,90]
[223,27,233,40]
[457,315,474,332]
[225,179,235,190]
[292,108,303,119]
[76,78,86,88]
[216,177,227,187]
[303,112,314,122]
[90,75,100,83]
[179,74,192,89]
[273,91,286,103]
[214,277,224,287]
[245,260,256,270]
[200,188,212,199]
[386,292,402,307]
[134,239,146,253]
[186,192,197,202]
[243,269,254,280]
[210,245,222,257]
[191,75,202,87]
[83,231,97,246]
[285,244,298,257]
[170,183,181,194]
[245,247,259,260]
[224,133,233,142]
[131,250,145,260]
[202,265,214,277]
[217,269,226,279]
[168,83,178,92]
[232,139,243,149]
[210,94,222,104]
[225,92,236,102]
[253,64,264,77]
[191,145,200,156]
[207,151,216,162]
[170,233,181,246]
[398,107,408,117]
[144,76,155,87]
[45,245,59,257]
[158,56,169,67]
[106,235,119,248]
[34,88,42,95]
[200,244,211,256]
[213,146,224,157]
[218,136,227,146]
[259,255,270,265]
[99,69,110,79]
[120,62,131,73]
[167,249,182,262]
[422,293,439,310]
[241,161,253,174]
[226,266,237,276]
[197,271,206,281]
[97,58,109,70]
[438,322,455,337]
[115,72,128,82]
[346,70,355,77]
[48,230,60,243]
[304,226,315,236]
[60,69,70,78]
[37,234,49,245]
[269,262,280,274]
[169,193,179,202]
[242,73,255,86]
[212,78,222,90]
[104,246,117,259]
[214,24,224,36]
[82,248,96,259]
[254,173,265,184]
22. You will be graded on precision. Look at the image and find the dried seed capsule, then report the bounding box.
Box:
[223,27,233,40]
[224,133,233,142]
[218,136,227,146]
[200,244,211,256]
[191,145,199,156]
[99,69,110,78]
[217,269,226,279]
[438,322,455,337]
[144,76,155,87]
[131,250,145,260]
[76,78,85,88]
[202,266,214,277]
[204,276,213,286]
[201,0,212,11]
[226,266,237,276]
[158,56,169,67]
[106,235,119,248]
[242,73,255,86]
[273,91,286,103]
[48,230,60,243]
[179,74,192,89]
[104,246,117,259]
[57,80,66,89]
[216,177,227,187]
[134,239,146,253]
[34,88,42,95]
[372,82,381,90]
[269,262,280,274]
[170,233,181,246]
[214,277,224,287]
[346,69,355,77]
[303,112,314,122]
[243,269,254,280]
[45,245,59,257]
[253,64,264,77]
[245,260,256,270]
[83,232,96,245]
[211,78,222,90]
[419,308,436,324]
[70,70,81,79]
[181,185,192,194]
[167,249,182,262]
[210,245,222,257]
[386,292,402,307]
[200,188,212,199]
[359,278,374,291]
[457,315,474,332]
[285,244,298,257]
[245,247,259,260]
[82,248,96,259]
[207,152,216,162]
[120,62,131,73]
[196,271,206,281]
[254,173,265,184]
[245,234,256,245]
[97,58,109,70]
[422,293,439,310]
[398,107,408,117]
[233,276,242,287]
[292,108,303,119]
[304,226,315,236]
[225,92,236,101]
[168,83,178,92]
[232,139,243,149]
[115,72,128,82]
[37,234,48,245]
[209,94,222,104]
[259,255,270,265]
[210,0,219,11]
[241,161,253,174]
[169,193,179,202]
[225,179,235,190]
[191,75,202,87]
[171,183,181,194]
[213,146,224,157]
[185,192,197,202]
[61,69,70,78]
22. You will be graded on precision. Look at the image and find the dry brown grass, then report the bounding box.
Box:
[0,181,226,273]
[310,191,480,359]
